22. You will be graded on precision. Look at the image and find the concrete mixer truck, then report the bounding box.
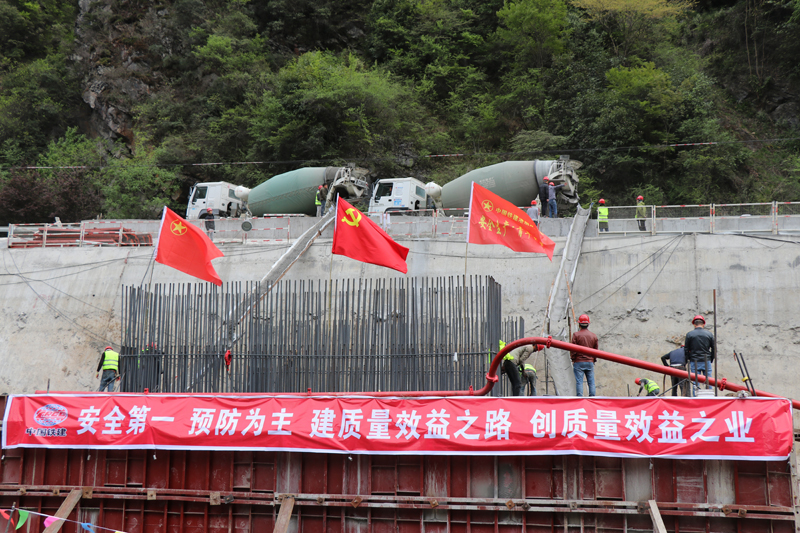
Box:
[192,158,580,219]
[369,159,581,215]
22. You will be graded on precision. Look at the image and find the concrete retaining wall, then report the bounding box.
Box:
[1,225,798,422]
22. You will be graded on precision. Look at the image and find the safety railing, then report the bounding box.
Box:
[599,202,800,235]
[7,216,293,248]
[118,351,521,396]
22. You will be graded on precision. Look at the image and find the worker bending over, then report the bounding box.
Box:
[635,377,660,396]
[661,344,689,396]
[501,341,543,396]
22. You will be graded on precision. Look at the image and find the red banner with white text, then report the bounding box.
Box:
[2,394,792,460]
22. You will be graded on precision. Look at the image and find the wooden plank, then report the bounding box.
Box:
[42,489,83,533]
[272,496,294,533]
[647,499,668,533]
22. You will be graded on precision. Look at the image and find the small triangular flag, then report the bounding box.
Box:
[80,523,95,533]
[15,510,28,530]
[1,510,15,527]
[44,517,60,528]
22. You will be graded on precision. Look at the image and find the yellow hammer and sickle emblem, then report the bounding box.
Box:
[341,208,362,227]
[481,200,493,212]
[170,220,188,235]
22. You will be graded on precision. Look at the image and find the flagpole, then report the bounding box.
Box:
[144,207,168,348]
[326,197,339,354]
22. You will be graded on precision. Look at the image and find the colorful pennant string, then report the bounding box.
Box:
[0,509,125,533]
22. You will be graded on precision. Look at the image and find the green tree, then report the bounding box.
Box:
[570,0,694,59]
[495,0,569,69]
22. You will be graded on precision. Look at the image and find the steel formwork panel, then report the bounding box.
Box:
[2,393,798,532]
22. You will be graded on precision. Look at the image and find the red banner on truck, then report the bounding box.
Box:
[2,394,793,460]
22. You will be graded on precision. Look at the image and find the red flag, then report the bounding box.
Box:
[332,198,410,273]
[155,207,224,285]
[467,183,555,260]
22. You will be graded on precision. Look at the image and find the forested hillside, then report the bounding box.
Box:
[1,0,799,224]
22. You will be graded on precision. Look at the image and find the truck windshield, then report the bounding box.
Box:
[374,182,393,200]
[192,187,208,203]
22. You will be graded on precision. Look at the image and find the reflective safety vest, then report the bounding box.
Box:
[642,379,659,394]
[315,190,322,206]
[500,340,515,361]
[598,206,608,222]
[102,350,120,372]
[523,363,536,373]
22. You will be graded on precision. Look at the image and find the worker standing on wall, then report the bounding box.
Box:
[96,346,120,392]
[661,345,689,396]
[315,185,324,217]
[544,177,564,218]
[571,314,598,396]
[527,199,540,226]
[598,199,609,232]
[684,315,715,396]
[320,183,328,214]
[635,377,661,396]
[199,207,215,241]
[635,195,646,231]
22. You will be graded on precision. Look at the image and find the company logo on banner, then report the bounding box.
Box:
[1,394,793,460]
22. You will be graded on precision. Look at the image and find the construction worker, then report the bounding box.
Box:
[635,377,660,396]
[635,195,646,231]
[500,340,543,396]
[520,357,540,396]
[96,346,120,392]
[320,183,328,214]
[544,177,565,218]
[571,314,598,396]
[597,199,609,232]
[661,344,689,396]
[527,199,540,226]
[199,207,215,241]
[315,185,324,217]
[684,315,715,396]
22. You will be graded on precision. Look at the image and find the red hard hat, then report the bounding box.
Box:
[105,346,113,351]
[578,314,590,325]
[543,176,549,181]
[692,315,705,324]
[206,207,212,211]
[531,200,537,205]
[318,185,323,190]
[635,378,642,385]
[637,195,644,201]
[599,199,605,205]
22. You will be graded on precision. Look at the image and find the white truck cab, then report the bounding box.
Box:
[186,182,249,219]
[368,177,429,214]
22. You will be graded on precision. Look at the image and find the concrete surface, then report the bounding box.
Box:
[2,223,800,425]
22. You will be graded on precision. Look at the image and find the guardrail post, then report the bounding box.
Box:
[650,206,656,235]
[118,225,124,246]
[710,204,715,234]
[8,224,14,244]
[79,222,86,247]
[42,225,48,247]
[773,201,778,234]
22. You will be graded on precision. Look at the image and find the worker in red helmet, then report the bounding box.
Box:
[96,345,120,392]
[635,377,661,397]
[635,195,647,232]
[684,315,715,396]
[199,206,216,241]
[315,185,324,217]
[571,314,599,396]
[597,199,609,233]
[526,199,540,226]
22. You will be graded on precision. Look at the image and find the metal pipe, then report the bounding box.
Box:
[61,338,799,409]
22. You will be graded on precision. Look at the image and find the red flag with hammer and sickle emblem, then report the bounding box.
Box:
[155,207,224,285]
[332,198,410,273]
[467,182,555,260]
